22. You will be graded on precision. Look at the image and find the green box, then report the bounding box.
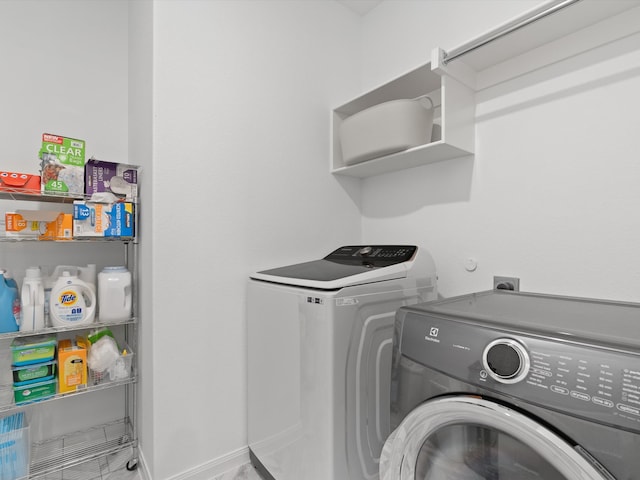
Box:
[39,133,86,196]
[13,379,56,404]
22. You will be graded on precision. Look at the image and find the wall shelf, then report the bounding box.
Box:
[0,318,136,341]
[331,141,471,178]
[330,0,640,179]
[331,63,475,178]
[0,377,137,415]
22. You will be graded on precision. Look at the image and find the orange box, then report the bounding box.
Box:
[57,338,88,394]
[4,210,71,240]
[5,212,41,237]
[39,213,73,240]
[0,171,40,194]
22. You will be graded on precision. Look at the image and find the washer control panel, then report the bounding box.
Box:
[325,245,417,267]
[399,311,640,432]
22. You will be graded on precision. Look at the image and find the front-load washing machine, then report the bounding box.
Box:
[381,290,640,480]
[247,245,437,480]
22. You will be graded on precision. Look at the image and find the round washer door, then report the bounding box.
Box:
[380,396,614,480]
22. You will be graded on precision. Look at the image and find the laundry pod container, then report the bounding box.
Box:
[339,96,434,165]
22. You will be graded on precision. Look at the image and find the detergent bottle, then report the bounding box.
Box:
[0,269,19,333]
[44,264,96,323]
[2,269,18,289]
[20,267,45,332]
[98,266,132,323]
[50,270,96,327]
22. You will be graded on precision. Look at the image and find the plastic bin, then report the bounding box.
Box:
[339,97,434,165]
[0,416,30,479]
[90,343,133,385]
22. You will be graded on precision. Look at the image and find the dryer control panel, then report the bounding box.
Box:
[398,309,640,433]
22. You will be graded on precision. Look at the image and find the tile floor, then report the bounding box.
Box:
[213,463,264,480]
[37,446,140,480]
[37,448,264,480]
[103,457,264,480]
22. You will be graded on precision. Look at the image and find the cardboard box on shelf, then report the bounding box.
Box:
[39,133,86,197]
[85,159,139,200]
[57,337,88,394]
[0,171,40,194]
[4,211,72,240]
[40,213,73,240]
[72,201,134,238]
[11,335,56,366]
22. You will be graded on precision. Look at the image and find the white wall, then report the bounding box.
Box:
[0,0,129,165]
[360,1,640,303]
[0,0,130,439]
[149,1,362,478]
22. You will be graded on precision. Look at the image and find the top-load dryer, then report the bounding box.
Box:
[247,245,437,480]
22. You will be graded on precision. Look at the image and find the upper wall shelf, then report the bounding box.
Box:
[330,0,640,179]
[331,63,475,178]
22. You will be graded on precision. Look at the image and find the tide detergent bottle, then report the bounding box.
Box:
[0,269,20,333]
[50,271,96,328]
[43,264,95,323]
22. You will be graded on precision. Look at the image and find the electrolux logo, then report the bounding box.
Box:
[425,326,441,343]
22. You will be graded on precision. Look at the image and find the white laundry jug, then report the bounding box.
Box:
[20,267,45,332]
[50,271,96,327]
[98,266,132,323]
[44,264,96,323]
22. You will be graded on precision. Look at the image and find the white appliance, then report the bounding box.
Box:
[247,245,437,480]
[381,290,640,480]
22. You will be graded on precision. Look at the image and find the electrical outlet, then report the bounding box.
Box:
[493,276,520,291]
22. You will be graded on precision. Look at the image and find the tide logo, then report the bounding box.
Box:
[58,291,78,306]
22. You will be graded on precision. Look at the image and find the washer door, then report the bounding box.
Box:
[380,396,615,480]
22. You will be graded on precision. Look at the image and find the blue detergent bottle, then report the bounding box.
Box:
[0,269,20,333]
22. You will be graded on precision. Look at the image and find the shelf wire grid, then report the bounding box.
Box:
[29,418,135,479]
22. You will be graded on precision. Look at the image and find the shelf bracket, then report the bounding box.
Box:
[431,47,477,90]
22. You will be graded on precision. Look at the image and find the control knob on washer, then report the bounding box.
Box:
[482,338,530,384]
[359,246,373,256]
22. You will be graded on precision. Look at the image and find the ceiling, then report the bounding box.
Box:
[337,0,383,16]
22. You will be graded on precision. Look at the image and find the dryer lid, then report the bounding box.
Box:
[405,289,640,350]
[250,245,418,290]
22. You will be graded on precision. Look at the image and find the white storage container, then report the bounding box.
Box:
[339,96,434,165]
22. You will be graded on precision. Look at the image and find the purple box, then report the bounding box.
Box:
[85,159,139,199]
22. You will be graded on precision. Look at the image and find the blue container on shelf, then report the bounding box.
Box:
[0,272,19,333]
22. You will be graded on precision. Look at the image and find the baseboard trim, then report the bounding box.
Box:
[136,447,151,480]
